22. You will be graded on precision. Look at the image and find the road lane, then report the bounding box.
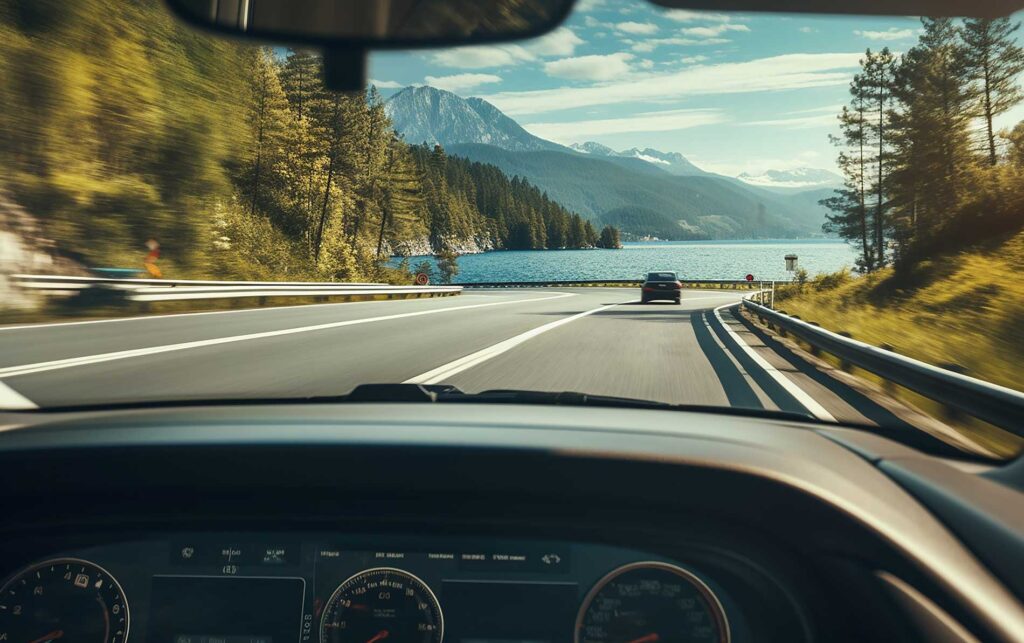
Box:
[443,292,750,406]
[0,292,556,368]
[0,287,911,433]
[2,288,644,406]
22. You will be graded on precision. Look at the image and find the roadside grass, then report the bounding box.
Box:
[771,231,1024,457]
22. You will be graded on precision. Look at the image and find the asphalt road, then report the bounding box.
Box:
[0,288,935,430]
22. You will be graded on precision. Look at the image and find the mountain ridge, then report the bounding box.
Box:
[384,86,832,238]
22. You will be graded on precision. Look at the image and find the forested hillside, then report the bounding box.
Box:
[447,143,824,238]
[0,0,605,284]
[823,16,1024,272]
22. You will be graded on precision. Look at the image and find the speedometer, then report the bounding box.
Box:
[576,562,729,643]
[0,558,129,643]
[320,567,443,643]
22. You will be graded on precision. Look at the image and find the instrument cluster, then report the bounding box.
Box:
[0,533,803,643]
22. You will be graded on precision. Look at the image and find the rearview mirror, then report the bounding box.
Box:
[165,0,576,46]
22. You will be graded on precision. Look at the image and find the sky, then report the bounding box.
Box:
[368,0,1024,178]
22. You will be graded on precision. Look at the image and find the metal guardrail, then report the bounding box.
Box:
[742,297,1024,437]
[13,275,462,303]
[458,279,782,288]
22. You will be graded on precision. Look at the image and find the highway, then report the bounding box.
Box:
[0,288,943,432]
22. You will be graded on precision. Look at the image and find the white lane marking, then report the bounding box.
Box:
[713,302,836,422]
[405,300,629,384]
[0,381,37,410]
[0,292,515,332]
[0,293,574,380]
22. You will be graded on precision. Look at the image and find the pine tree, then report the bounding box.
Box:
[962,17,1024,165]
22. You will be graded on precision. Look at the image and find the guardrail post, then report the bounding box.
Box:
[837,332,853,370]
[938,363,969,421]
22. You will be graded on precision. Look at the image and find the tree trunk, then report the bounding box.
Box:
[314,153,336,263]
[984,57,997,166]
[858,109,871,271]
[876,86,886,268]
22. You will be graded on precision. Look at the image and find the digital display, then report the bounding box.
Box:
[148,576,305,643]
[442,580,578,643]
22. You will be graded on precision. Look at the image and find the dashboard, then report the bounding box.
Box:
[0,533,786,643]
[0,402,1022,643]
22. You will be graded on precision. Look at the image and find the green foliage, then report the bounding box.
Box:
[601,205,708,240]
[823,17,1024,273]
[596,225,622,249]
[0,1,597,284]
[435,248,459,284]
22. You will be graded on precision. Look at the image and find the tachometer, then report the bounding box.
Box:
[320,567,443,643]
[576,561,729,643]
[0,558,129,643]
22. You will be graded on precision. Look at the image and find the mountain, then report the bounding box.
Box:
[386,86,828,238]
[384,86,565,152]
[569,141,617,156]
[568,141,709,176]
[617,147,710,176]
[448,143,826,238]
[737,168,843,192]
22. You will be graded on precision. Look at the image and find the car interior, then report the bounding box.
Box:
[1,0,1023,642]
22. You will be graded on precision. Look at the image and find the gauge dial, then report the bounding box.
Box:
[0,558,129,643]
[320,567,443,643]
[576,562,729,643]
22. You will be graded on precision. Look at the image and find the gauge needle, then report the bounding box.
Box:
[626,634,659,643]
[365,630,389,643]
[28,630,64,643]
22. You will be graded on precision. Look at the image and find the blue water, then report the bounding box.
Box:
[397,240,858,282]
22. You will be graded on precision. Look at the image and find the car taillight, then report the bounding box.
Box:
[643,287,654,292]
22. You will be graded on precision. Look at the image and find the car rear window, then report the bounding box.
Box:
[647,273,677,281]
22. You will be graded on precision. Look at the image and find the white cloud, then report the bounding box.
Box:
[369,79,403,89]
[799,26,816,33]
[544,53,634,81]
[423,73,502,92]
[575,0,604,11]
[528,27,584,56]
[855,28,915,41]
[661,10,735,23]
[430,45,532,69]
[523,108,726,142]
[428,27,583,68]
[680,23,750,38]
[481,52,862,116]
[631,37,729,52]
[745,113,838,129]
[584,16,602,27]
[616,21,659,35]
[639,59,655,70]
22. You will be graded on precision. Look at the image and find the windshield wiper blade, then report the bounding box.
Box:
[345,384,817,423]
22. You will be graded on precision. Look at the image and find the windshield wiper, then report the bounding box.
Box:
[343,383,818,423]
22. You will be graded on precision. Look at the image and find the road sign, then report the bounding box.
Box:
[745,274,754,282]
[415,272,430,285]
[785,254,798,271]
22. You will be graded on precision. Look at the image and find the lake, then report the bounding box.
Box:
[398,240,858,283]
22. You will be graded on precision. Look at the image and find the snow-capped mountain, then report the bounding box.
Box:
[569,141,617,156]
[737,168,843,191]
[385,86,565,153]
[618,147,708,176]
[567,142,708,176]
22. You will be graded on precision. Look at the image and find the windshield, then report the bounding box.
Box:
[1,0,1022,459]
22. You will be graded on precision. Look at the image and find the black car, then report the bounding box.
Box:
[641,271,682,304]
